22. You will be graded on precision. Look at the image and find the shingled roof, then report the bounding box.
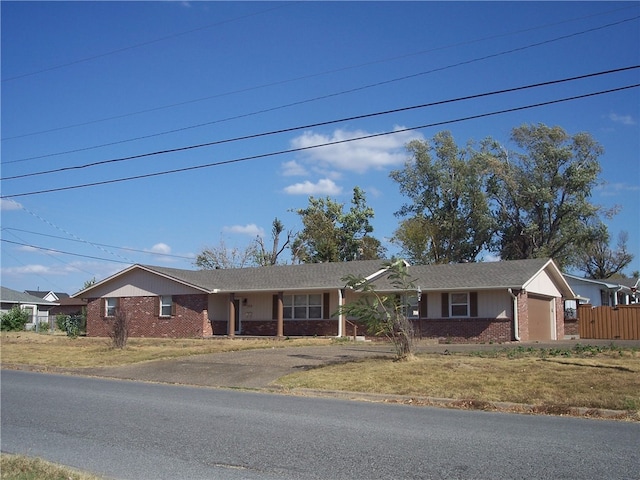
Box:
[1,286,59,305]
[75,258,571,298]
[142,260,389,292]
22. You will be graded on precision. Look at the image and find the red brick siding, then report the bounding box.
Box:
[411,318,513,343]
[213,320,339,337]
[555,297,565,339]
[517,290,529,341]
[86,294,209,338]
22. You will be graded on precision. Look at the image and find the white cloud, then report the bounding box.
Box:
[608,113,636,126]
[148,243,172,255]
[281,160,308,177]
[596,182,640,197]
[1,264,52,275]
[223,224,265,237]
[290,127,423,174]
[283,178,342,196]
[1,199,22,211]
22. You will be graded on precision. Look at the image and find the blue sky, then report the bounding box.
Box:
[1,1,639,295]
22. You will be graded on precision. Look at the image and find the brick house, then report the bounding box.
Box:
[73,258,574,343]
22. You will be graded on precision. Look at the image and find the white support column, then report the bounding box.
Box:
[337,288,344,337]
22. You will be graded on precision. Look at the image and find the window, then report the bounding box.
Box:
[160,296,173,317]
[404,295,419,319]
[105,298,118,317]
[450,293,469,317]
[283,294,322,319]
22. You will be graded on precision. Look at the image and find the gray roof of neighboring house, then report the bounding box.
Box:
[1,286,59,306]
[75,258,569,298]
[25,290,70,299]
[563,274,636,291]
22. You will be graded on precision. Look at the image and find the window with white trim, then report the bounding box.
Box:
[105,298,117,317]
[283,294,322,319]
[450,293,469,317]
[160,295,173,317]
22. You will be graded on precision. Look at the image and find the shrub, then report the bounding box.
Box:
[108,307,129,348]
[0,306,30,331]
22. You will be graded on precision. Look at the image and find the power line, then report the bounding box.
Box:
[2,65,637,182]
[3,10,637,146]
[1,227,195,260]
[0,3,296,83]
[1,239,133,265]
[1,230,101,278]
[2,83,637,199]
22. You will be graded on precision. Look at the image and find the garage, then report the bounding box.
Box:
[528,295,554,341]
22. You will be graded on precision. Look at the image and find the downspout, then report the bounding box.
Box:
[508,288,521,341]
[337,288,344,338]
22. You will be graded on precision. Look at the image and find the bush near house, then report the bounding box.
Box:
[1,306,29,331]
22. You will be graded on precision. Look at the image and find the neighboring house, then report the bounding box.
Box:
[74,258,574,343]
[563,274,638,307]
[1,286,58,329]
[25,290,87,317]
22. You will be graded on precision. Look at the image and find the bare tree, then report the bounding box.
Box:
[580,231,634,279]
[109,307,129,349]
[255,218,292,266]
[195,238,258,269]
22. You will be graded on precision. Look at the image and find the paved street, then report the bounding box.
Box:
[2,370,638,480]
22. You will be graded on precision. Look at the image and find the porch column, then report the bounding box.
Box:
[337,288,344,337]
[228,293,235,337]
[277,291,284,337]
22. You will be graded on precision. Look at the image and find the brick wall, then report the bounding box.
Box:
[86,294,209,338]
[555,297,565,340]
[516,290,529,341]
[212,320,339,337]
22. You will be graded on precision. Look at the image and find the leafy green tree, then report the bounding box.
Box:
[579,230,634,279]
[482,123,607,269]
[292,186,385,263]
[390,131,493,264]
[339,260,416,360]
[1,306,29,331]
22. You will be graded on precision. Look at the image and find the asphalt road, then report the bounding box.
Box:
[2,370,639,480]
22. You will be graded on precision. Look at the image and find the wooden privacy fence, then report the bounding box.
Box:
[578,304,640,340]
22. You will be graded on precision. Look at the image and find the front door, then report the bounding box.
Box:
[233,299,241,334]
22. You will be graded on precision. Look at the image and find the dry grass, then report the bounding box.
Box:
[278,348,640,412]
[3,333,638,415]
[0,331,333,368]
[0,453,102,480]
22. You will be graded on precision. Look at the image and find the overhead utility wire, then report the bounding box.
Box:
[1,239,133,265]
[4,10,637,144]
[2,83,637,200]
[1,227,195,260]
[3,65,638,182]
[0,3,295,83]
[1,230,102,278]
[6,200,135,264]
[11,13,640,166]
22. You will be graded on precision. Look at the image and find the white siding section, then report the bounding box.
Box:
[525,271,562,297]
[208,294,228,319]
[478,291,511,318]
[88,270,202,297]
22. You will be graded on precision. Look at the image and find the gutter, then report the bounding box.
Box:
[508,288,521,341]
